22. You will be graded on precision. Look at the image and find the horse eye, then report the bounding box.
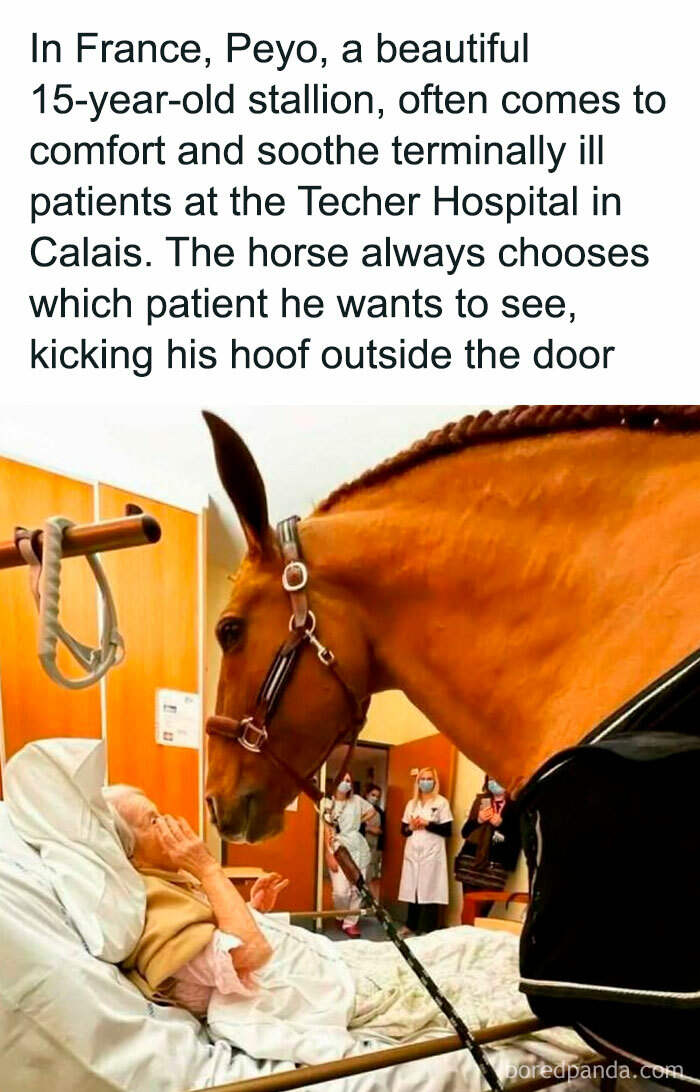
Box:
[217,616,245,652]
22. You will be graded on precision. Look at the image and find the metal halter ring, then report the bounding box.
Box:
[282,560,308,592]
[238,717,269,753]
[287,610,336,666]
[313,641,336,667]
[289,609,317,635]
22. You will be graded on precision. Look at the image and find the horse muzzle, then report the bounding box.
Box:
[206,790,285,843]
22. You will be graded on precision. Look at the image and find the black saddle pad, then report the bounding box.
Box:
[532,998,698,1087]
[519,730,700,1085]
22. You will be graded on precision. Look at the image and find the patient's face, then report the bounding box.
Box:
[120,792,175,871]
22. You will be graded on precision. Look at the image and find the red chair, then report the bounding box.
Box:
[461,889,529,926]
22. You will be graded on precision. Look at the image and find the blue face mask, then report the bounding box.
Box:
[418,779,435,793]
[337,781,352,794]
[488,779,504,795]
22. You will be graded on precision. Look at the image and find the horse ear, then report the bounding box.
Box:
[203,412,275,559]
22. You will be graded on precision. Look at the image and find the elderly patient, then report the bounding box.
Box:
[103,784,541,1070]
[104,784,288,1017]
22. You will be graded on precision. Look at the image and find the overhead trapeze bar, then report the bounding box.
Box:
[0,511,161,570]
[2,508,161,688]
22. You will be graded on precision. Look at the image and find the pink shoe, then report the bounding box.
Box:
[342,923,361,938]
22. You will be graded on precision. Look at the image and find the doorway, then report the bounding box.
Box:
[326,740,389,802]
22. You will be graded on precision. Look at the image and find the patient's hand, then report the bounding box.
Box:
[250,872,290,912]
[155,815,218,881]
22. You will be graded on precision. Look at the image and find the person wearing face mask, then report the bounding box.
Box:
[454,774,521,915]
[398,767,453,935]
[324,771,378,937]
[360,783,386,889]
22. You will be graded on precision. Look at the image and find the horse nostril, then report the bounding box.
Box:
[205,795,218,826]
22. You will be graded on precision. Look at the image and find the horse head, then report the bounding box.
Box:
[203,413,371,843]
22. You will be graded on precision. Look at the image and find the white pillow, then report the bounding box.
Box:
[3,738,145,962]
[0,801,258,1092]
[0,800,44,872]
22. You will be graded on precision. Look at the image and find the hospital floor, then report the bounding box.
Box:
[319,918,389,942]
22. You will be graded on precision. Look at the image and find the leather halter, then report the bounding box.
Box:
[205,516,369,806]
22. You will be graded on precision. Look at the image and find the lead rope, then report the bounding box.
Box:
[325,814,504,1092]
[16,516,125,690]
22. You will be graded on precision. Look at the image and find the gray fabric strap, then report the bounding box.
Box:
[18,516,125,690]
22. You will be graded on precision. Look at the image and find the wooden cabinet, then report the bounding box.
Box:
[0,462,201,835]
[99,485,201,829]
[0,459,101,795]
[224,795,319,912]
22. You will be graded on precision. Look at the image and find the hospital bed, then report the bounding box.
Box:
[0,739,602,1092]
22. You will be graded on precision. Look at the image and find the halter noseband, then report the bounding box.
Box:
[205,516,368,806]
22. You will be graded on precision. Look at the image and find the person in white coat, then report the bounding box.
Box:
[324,771,378,937]
[398,766,453,934]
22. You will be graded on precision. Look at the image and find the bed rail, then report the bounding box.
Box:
[204,1018,561,1092]
[285,908,373,921]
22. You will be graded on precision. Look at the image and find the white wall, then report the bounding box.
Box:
[0,407,208,512]
[360,691,438,747]
[0,404,497,563]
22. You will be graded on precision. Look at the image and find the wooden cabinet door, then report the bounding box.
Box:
[225,797,319,913]
[99,485,201,830]
[0,459,101,794]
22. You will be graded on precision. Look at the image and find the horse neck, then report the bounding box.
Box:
[304,429,700,786]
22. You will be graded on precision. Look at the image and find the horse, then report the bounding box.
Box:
[203,404,700,844]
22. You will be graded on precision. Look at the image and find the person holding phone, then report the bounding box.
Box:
[454,775,521,914]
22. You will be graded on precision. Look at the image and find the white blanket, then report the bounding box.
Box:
[209,910,358,1064]
[209,913,592,1072]
[347,926,540,1040]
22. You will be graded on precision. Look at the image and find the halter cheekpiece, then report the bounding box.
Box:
[205,515,505,1092]
[205,516,368,805]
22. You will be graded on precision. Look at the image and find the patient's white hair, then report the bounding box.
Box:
[103,783,144,859]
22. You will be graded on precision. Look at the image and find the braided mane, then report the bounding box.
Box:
[317,405,700,513]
